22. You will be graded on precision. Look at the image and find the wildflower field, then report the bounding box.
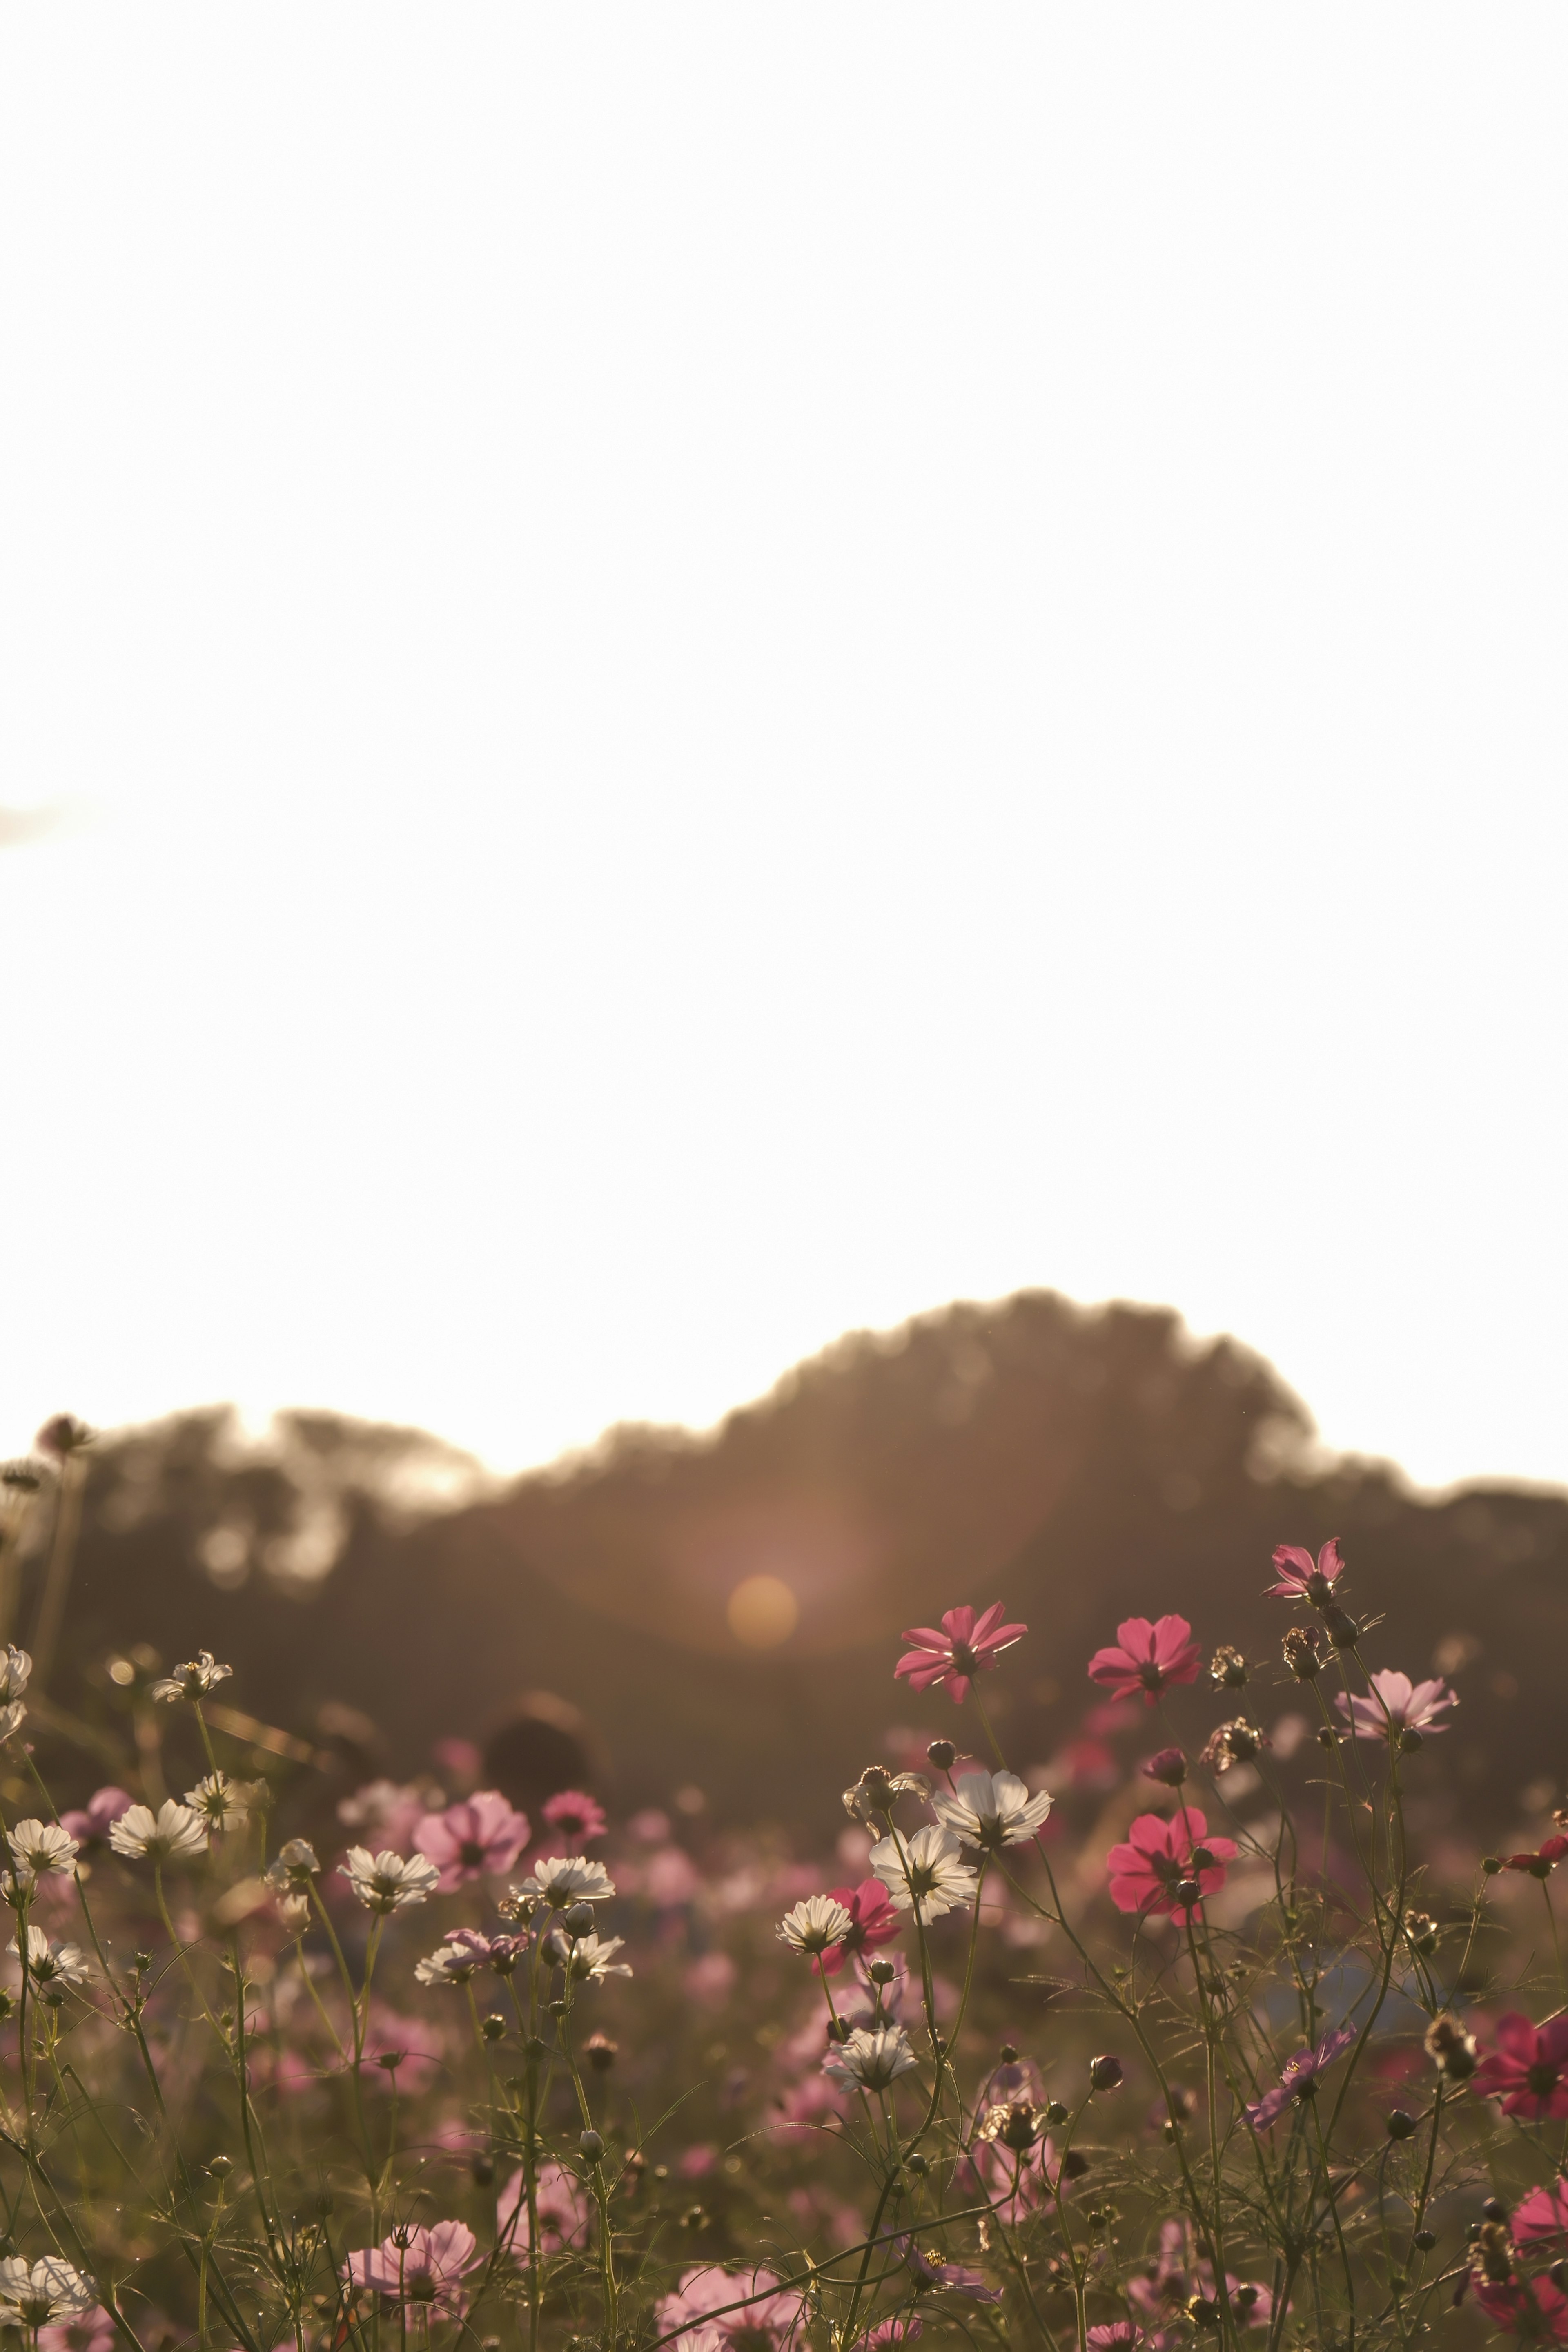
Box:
[0,1458,1564,2352]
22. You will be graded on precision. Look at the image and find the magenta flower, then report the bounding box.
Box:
[1087,2329,1145,2350]
[58,1788,133,1852]
[541,1789,608,1847]
[39,2308,118,2352]
[413,1790,530,1889]
[1504,1837,1568,1878]
[818,1879,902,1977]
[1142,1748,1187,1787]
[1515,2180,1568,2244]
[1265,1537,1345,1603]
[1245,2022,1359,2131]
[1106,1808,1237,1925]
[898,2240,1003,2304]
[895,1604,1027,1704]
[862,2321,923,2350]
[1472,2275,1568,2341]
[1474,2014,1568,2121]
[498,2162,592,2261]
[1087,1617,1202,1706]
[1334,1670,1457,1743]
[344,2223,479,2312]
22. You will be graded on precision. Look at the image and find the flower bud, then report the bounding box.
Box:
[1551,2260,1568,2294]
[1386,2109,1416,2140]
[1142,1747,1187,1788]
[1089,2053,1123,2092]
[1413,2229,1436,2252]
[1189,1846,1216,1871]
[1315,1726,1339,1749]
[826,2016,851,2044]
[481,2013,506,2043]
[998,2042,1018,2063]
[1323,1606,1359,1650]
[209,2154,232,2177]
[1282,1627,1324,1680]
[867,1958,897,1986]
[579,2129,604,2162]
[1481,1857,1503,1875]
[1399,1728,1423,1755]
[904,2153,928,2177]
[1403,1913,1438,1958]
[587,2031,618,2072]
[926,1739,956,1772]
[1176,1878,1202,1906]
[471,2156,494,2186]
[561,1901,595,1937]
[1044,2100,1069,2127]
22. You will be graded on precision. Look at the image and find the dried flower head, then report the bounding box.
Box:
[1424,2013,1478,2082]
[1200,1719,1268,1773]
[842,1766,929,1826]
[1209,1645,1248,1690]
[1282,1626,1324,1680]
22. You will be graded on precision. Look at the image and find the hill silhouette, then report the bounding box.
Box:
[21,1289,1568,1848]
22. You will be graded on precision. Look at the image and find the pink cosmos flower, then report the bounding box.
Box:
[1335,1670,1457,1743]
[897,2241,1002,2304]
[413,1790,530,1890]
[59,1788,133,1850]
[1472,2275,1568,2342]
[498,2162,592,2261]
[1127,2222,1272,2332]
[540,1790,608,1848]
[1244,2022,1359,2131]
[1503,1838,1568,1879]
[344,2222,479,2312]
[1474,2014,1568,2121]
[1106,1809,1237,1924]
[656,2266,806,2350]
[337,1779,428,1854]
[894,1605,1027,1705]
[358,2008,445,2093]
[817,1879,902,1977]
[1265,1538,1345,1603]
[960,2129,1059,2226]
[1087,1618,1203,1707]
[1515,2180,1568,2244]
[39,2307,118,2352]
[1086,2330,1145,2350]
[862,2321,923,2350]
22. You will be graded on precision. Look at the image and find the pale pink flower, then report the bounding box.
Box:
[344,2222,478,2312]
[497,2162,592,2261]
[1515,2179,1568,2244]
[657,2266,806,2350]
[431,1737,482,1788]
[58,1788,133,1852]
[897,2241,1002,2303]
[894,1604,1027,1705]
[540,1789,608,1848]
[1335,1671,1456,1742]
[1105,1808,1237,1924]
[862,2321,923,2350]
[358,2009,446,2093]
[414,1790,531,1889]
[1087,1617,1202,1706]
[1265,1537,1347,1603]
[336,1780,428,1854]
[1245,2023,1358,2131]
[642,1846,701,1907]
[38,2306,117,2352]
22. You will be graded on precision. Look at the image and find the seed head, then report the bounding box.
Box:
[1209,1645,1248,1690]
[1282,1626,1324,1680]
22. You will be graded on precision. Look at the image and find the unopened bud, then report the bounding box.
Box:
[1386,2109,1416,2140]
[998,2042,1018,2063]
[1176,1878,1202,1906]
[1143,1747,1187,1788]
[1413,2229,1436,2252]
[471,2156,494,2186]
[1089,2053,1123,2092]
[1189,1846,1216,1871]
[867,1958,896,1986]
[904,2153,928,2177]
[926,1739,956,1772]
[1044,2100,1069,2127]
[1316,1726,1339,1749]
[1399,1727,1423,1754]
[561,1902,595,1937]
[586,2031,618,2072]
[826,2016,851,2044]
[481,2013,506,2043]
[208,2154,232,2178]
[1482,2198,1507,2224]
[1481,1857,1503,1875]
[1323,1606,1359,1650]
[579,2129,604,2162]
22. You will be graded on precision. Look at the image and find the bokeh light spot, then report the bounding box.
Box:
[726,1574,799,1649]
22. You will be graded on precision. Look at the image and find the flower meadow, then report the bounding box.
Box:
[1,1507,1567,2352]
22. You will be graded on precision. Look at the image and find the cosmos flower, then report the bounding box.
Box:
[861,2321,923,2350]
[516,1855,616,1908]
[497,2162,592,2262]
[336,1780,428,1853]
[931,1769,1053,1852]
[1265,1539,1346,1604]
[343,2223,479,2313]
[543,1930,633,1982]
[1087,1618,1203,1706]
[59,1789,133,1852]
[148,1651,233,1703]
[108,1803,208,1866]
[1470,2275,1568,2342]
[842,1769,930,1827]
[0,2260,97,2330]
[1335,1672,1457,1742]
[338,1847,441,1914]
[656,2265,806,2351]
[822,2025,919,2093]
[869,1826,980,1924]
[1105,1808,1238,1925]
[1474,2015,1568,2122]
[898,2241,1003,2303]
[9,1926,91,1987]
[1514,2180,1568,2244]
[183,1773,251,1834]
[1245,2023,1359,2131]
[415,1932,494,1987]
[816,1879,902,1976]
[777,1895,853,1957]
[540,1790,608,1846]
[7,1820,80,1880]
[894,1604,1027,1705]
[1086,2330,1145,2350]
[414,1791,531,1890]
[1502,1837,1568,1879]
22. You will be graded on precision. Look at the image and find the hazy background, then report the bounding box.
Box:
[2,9,1565,1492]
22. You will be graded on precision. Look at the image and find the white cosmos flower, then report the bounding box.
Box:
[543,1929,633,1982]
[0,1705,26,1742]
[931,1770,1054,1853]
[149,1650,233,1703]
[777,1895,854,1956]
[822,2024,920,2093]
[869,1825,979,1923]
[7,1819,80,1879]
[184,1772,250,1833]
[339,1846,440,1913]
[0,2256,97,2327]
[415,1935,490,1987]
[0,1646,31,1704]
[109,1801,209,1864]
[517,1855,615,1908]
[10,1925,92,1986]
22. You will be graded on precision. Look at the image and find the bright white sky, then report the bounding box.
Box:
[1,9,1565,1493]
